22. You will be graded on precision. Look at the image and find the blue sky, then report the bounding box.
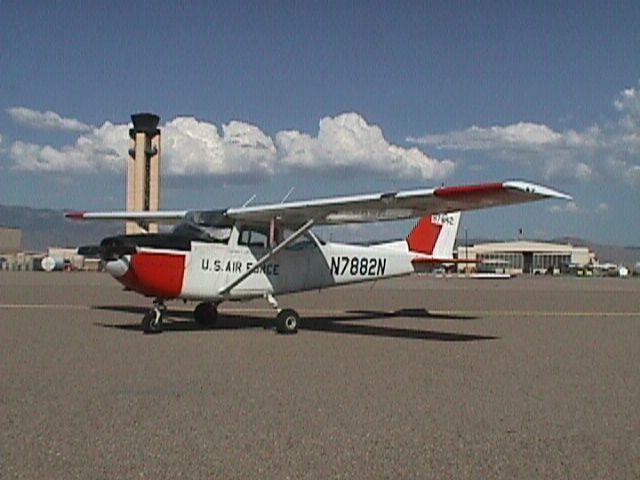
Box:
[1,1,640,245]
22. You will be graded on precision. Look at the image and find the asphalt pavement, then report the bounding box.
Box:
[1,272,639,479]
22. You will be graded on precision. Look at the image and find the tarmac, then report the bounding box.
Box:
[1,271,639,479]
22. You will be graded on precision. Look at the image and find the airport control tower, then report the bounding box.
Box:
[127,113,161,234]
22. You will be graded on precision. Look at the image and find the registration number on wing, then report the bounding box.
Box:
[330,256,387,277]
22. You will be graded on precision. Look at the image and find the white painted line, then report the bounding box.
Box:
[0,304,93,310]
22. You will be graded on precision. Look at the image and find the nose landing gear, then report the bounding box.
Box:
[142,298,166,334]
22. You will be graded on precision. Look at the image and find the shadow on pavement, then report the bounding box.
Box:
[92,305,495,342]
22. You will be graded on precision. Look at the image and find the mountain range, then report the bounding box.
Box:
[0,204,123,251]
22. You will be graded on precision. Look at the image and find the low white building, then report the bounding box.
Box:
[456,240,593,275]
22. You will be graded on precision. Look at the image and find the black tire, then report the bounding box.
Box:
[275,309,299,334]
[142,308,163,334]
[194,302,218,327]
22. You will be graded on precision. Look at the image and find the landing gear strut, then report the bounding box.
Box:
[194,302,218,327]
[266,293,299,334]
[142,298,166,334]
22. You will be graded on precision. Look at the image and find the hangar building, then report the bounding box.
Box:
[456,240,592,275]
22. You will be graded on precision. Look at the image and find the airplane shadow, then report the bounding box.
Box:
[347,308,477,321]
[92,305,495,342]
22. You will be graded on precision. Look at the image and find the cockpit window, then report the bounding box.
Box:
[172,222,231,244]
[238,227,268,248]
[172,209,234,244]
[183,209,232,227]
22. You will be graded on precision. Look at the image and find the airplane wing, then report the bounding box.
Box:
[225,180,571,227]
[65,210,189,223]
[66,180,571,228]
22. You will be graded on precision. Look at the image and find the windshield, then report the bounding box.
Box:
[172,222,231,243]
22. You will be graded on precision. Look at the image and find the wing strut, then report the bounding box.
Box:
[217,219,315,296]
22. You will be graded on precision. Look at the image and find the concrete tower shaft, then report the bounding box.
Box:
[127,113,161,234]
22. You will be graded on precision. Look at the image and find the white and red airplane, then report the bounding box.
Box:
[67,180,570,334]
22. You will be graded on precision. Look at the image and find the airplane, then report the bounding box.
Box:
[66,180,571,334]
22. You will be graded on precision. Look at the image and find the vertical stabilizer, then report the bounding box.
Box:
[406,212,461,258]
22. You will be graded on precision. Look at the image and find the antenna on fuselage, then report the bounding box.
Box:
[242,194,257,207]
[280,187,295,204]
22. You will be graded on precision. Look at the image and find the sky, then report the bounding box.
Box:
[1,1,640,245]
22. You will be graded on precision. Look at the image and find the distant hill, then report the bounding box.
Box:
[554,236,640,267]
[0,205,123,252]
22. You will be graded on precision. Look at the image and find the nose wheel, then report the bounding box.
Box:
[142,299,165,334]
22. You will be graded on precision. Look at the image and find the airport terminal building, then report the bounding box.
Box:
[456,240,593,275]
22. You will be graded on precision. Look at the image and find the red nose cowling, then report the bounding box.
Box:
[117,252,185,299]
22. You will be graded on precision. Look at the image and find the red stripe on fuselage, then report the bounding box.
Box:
[118,252,185,299]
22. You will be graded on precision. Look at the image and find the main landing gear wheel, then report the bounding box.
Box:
[275,308,299,335]
[194,302,218,328]
[142,307,163,334]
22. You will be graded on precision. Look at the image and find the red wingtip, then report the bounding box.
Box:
[65,211,86,220]
[434,182,504,199]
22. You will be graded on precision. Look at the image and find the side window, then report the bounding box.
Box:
[239,228,268,248]
[285,232,318,250]
[239,229,251,246]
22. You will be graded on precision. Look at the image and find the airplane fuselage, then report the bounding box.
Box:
[105,233,416,302]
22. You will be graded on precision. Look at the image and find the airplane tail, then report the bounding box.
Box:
[406,212,461,259]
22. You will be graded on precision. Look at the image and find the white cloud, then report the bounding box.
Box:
[406,82,640,184]
[5,112,455,183]
[161,117,276,182]
[409,122,603,154]
[550,200,615,216]
[614,82,640,128]
[549,201,581,214]
[277,113,455,179]
[612,82,640,156]
[7,107,92,132]
[541,156,594,183]
[605,157,640,186]
[8,122,129,173]
[410,122,603,183]
[408,122,564,151]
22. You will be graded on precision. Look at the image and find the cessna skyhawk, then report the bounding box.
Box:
[66,180,570,334]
